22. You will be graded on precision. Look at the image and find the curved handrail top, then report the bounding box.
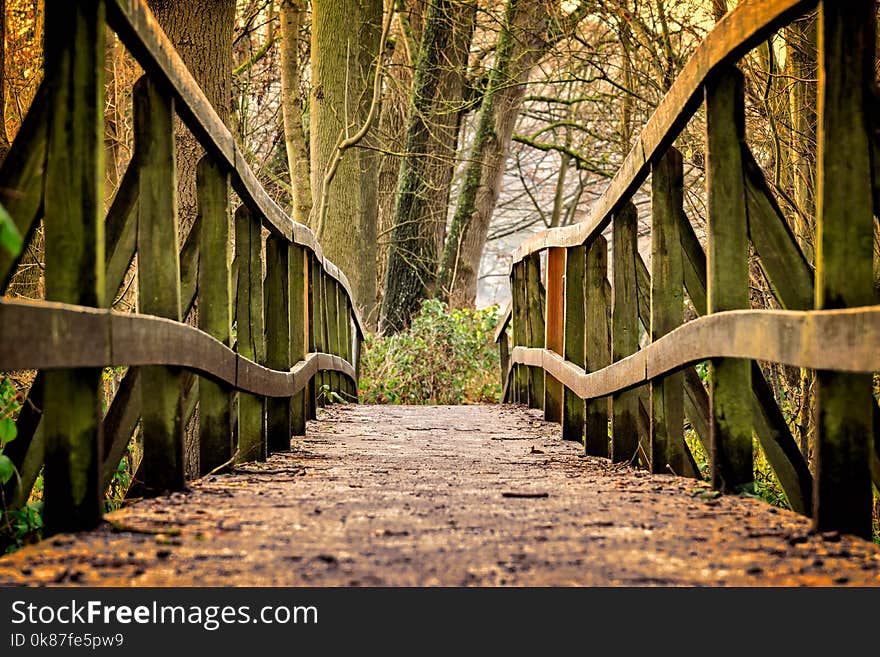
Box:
[507,305,880,401]
[509,0,816,267]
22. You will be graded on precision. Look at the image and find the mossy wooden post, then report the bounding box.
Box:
[524,252,545,409]
[289,244,308,435]
[197,155,233,474]
[307,254,323,413]
[235,205,266,462]
[706,66,752,493]
[544,247,565,423]
[562,245,586,442]
[41,0,105,533]
[611,202,640,463]
[650,148,688,476]
[265,234,291,453]
[498,330,510,395]
[340,293,355,399]
[326,278,341,396]
[510,261,528,404]
[813,0,875,539]
[133,76,185,493]
[584,235,610,457]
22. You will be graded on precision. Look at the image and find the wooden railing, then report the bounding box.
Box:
[497,0,880,539]
[0,0,363,534]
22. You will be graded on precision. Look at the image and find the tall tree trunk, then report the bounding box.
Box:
[279,0,312,225]
[379,0,476,333]
[310,0,382,317]
[147,0,234,241]
[374,0,425,322]
[437,0,556,308]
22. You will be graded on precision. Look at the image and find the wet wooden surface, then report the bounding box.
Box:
[1,404,878,587]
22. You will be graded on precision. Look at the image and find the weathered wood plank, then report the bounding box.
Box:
[706,65,753,493]
[584,235,610,457]
[543,247,565,422]
[524,253,545,409]
[41,0,106,534]
[509,0,817,264]
[0,80,48,290]
[265,234,291,453]
[235,205,266,463]
[133,75,185,494]
[813,0,875,539]
[511,261,529,404]
[743,147,814,310]
[196,155,233,474]
[611,203,640,463]
[325,278,341,396]
[104,162,139,303]
[562,245,586,442]
[650,148,689,476]
[289,244,308,433]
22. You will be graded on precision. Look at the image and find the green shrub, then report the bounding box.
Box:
[360,299,501,405]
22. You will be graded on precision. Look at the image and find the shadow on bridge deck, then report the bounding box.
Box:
[1,404,878,586]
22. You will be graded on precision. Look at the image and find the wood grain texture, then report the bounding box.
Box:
[562,245,586,442]
[511,262,529,404]
[289,244,308,434]
[543,247,565,422]
[235,205,266,463]
[265,234,291,453]
[524,253,545,409]
[41,0,106,534]
[508,0,817,265]
[706,66,752,493]
[584,236,610,457]
[650,148,688,476]
[133,75,185,494]
[813,0,876,539]
[611,203,640,463]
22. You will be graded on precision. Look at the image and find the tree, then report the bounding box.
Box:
[309,0,384,316]
[379,0,476,333]
[437,0,565,308]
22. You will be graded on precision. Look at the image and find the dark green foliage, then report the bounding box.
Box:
[361,300,500,405]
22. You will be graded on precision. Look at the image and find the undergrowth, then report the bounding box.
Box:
[359,299,501,405]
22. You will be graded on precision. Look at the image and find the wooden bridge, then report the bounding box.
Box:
[0,0,878,585]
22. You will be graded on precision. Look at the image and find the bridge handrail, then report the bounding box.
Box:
[499,0,880,540]
[0,0,363,533]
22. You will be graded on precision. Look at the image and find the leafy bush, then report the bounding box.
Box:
[360,299,501,405]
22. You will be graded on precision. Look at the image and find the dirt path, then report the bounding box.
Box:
[1,404,878,586]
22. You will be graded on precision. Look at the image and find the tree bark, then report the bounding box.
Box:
[379,0,476,333]
[437,0,557,308]
[310,0,382,317]
[0,0,9,163]
[279,0,312,225]
[147,0,234,241]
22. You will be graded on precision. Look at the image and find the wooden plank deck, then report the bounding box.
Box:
[1,404,878,586]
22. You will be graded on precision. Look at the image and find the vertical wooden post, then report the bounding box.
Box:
[562,245,586,442]
[524,252,545,409]
[706,66,752,492]
[133,76,184,493]
[510,261,528,404]
[308,254,323,412]
[234,205,266,463]
[611,202,640,463]
[289,244,308,435]
[650,148,688,476]
[544,247,565,422]
[326,278,341,396]
[42,0,105,533]
[813,1,875,539]
[498,331,510,396]
[584,235,610,457]
[265,234,291,453]
[197,155,233,474]
[340,293,355,399]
